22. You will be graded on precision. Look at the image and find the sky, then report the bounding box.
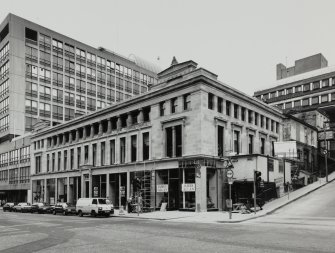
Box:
[1,0,335,95]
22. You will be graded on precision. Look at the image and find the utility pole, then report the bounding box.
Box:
[324,122,328,183]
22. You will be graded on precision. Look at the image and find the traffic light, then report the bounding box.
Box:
[254,171,262,183]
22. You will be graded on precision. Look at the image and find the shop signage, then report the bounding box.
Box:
[274,177,284,187]
[120,186,125,197]
[182,183,195,192]
[94,186,98,197]
[226,170,234,178]
[157,184,168,192]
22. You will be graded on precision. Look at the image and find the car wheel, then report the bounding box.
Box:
[78,210,83,217]
[91,210,97,217]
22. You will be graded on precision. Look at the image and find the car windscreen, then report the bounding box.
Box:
[98,199,107,204]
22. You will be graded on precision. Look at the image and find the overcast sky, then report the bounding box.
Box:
[1,0,335,95]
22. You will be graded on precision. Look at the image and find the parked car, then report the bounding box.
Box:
[53,202,77,215]
[13,203,31,213]
[3,202,15,212]
[31,203,52,214]
[76,198,114,217]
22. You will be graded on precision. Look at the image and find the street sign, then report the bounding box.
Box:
[226,199,232,208]
[226,169,234,178]
[228,177,234,184]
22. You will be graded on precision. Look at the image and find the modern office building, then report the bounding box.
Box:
[0,13,159,202]
[30,59,302,211]
[254,53,335,161]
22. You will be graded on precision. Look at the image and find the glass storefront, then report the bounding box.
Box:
[207,168,218,209]
[110,173,127,208]
[155,169,180,210]
[47,178,55,204]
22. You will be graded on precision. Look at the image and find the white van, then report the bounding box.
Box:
[76,198,114,217]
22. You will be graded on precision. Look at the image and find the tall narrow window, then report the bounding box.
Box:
[234,104,239,119]
[175,125,182,157]
[52,153,55,171]
[183,94,191,110]
[47,154,50,172]
[110,140,115,164]
[35,156,41,174]
[64,150,68,170]
[248,135,254,154]
[84,145,89,164]
[241,107,245,121]
[57,152,61,171]
[70,149,74,170]
[143,132,149,161]
[260,138,265,154]
[92,144,97,166]
[101,142,105,166]
[171,98,178,113]
[120,137,126,163]
[233,131,240,154]
[208,93,214,110]
[160,102,165,116]
[131,135,137,162]
[77,147,81,168]
[226,101,231,116]
[166,128,173,157]
[217,97,223,113]
[218,126,224,157]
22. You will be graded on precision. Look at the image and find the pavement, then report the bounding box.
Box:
[113,172,335,223]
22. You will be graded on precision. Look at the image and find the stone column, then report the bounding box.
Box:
[126,171,131,203]
[67,177,72,204]
[98,121,103,136]
[75,129,79,142]
[88,170,92,198]
[56,135,60,147]
[69,132,73,144]
[44,178,48,203]
[90,124,94,138]
[62,133,66,145]
[81,174,85,198]
[83,127,87,140]
[137,108,144,124]
[195,166,207,212]
[107,118,112,134]
[106,173,110,200]
[55,178,58,203]
[126,113,132,127]
[116,116,122,130]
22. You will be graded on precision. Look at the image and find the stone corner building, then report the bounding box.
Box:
[31,59,295,212]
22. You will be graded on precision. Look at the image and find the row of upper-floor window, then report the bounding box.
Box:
[25,64,148,95]
[0,169,8,182]
[35,132,150,174]
[217,126,277,157]
[258,77,335,100]
[6,167,30,184]
[25,28,156,85]
[0,146,30,167]
[208,93,280,133]
[0,115,8,133]
[0,79,9,99]
[0,97,9,115]
[276,93,335,110]
[0,42,9,64]
[0,61,9,81]
[159,94,191,116]
[32,107,151,150]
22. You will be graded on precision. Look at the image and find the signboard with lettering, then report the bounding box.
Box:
[157,184,168,193]
[182,183,195,192]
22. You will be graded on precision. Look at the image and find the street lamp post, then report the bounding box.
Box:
[324,122,328,183]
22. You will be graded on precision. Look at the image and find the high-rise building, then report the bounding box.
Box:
[0,13,159,202]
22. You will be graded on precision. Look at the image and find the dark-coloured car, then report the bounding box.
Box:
[53,203,76,215]
[31,203,52,214]
[3,202,15,212]
[13,202,32,213]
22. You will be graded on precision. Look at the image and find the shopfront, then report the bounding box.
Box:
[109,173,127,208]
